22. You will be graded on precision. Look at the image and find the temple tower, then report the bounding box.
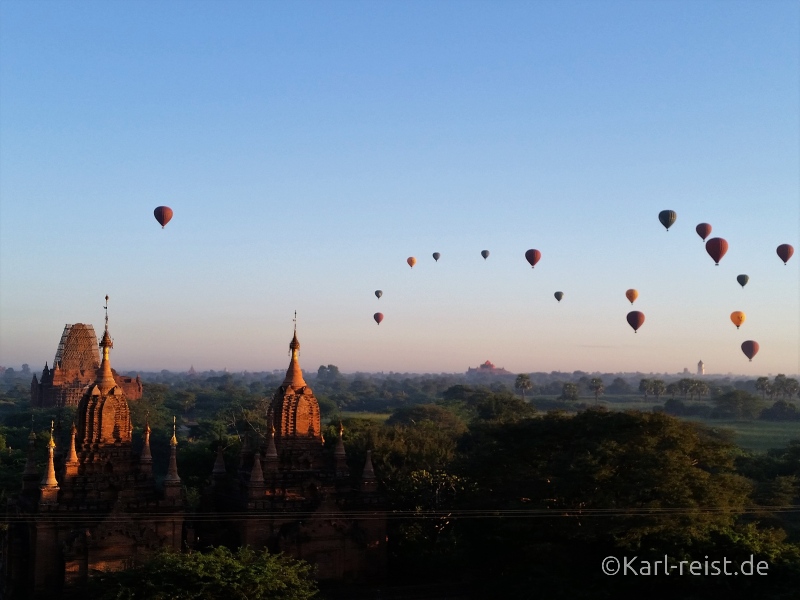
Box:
[269,323,323,468]
[7,297,184,599]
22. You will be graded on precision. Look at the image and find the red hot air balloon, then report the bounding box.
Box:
[153,206,173,228]
[407,257,417,268]
[373,313,384,325]
[777,244,794,265]
[705,237,728,265]
[525,249,541,268]
[741,340,759,362]
[696,223,712,241]
[626,311,645,333]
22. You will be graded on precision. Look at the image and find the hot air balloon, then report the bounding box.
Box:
[627,311,645,333]
[696,223,712,241]
[525,249,541,268]
[375,290,383,299]
[432,252,441,262]
[737,274,749,288]
[777,244,794,265]
[658,210,677,231]
[554,291,564,302]
[705,237,728,265]
[407,257,417,268]
[373,313,384,325]
[741,340,759,362]
[625,289,639,304]
[730,311,746,329]
[481,250,490,260]
[154,206,173,228]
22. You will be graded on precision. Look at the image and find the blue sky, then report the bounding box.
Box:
[1,0,797,376]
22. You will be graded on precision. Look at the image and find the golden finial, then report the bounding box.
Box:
[48,420,55,449]
[145,411,151,434]
[339,421,344,437]
[293,310,297,333]
[170,416,177,447]
[104,295,109,332]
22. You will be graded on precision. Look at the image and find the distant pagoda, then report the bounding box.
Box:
[466,359,513,379]
[31,322,142,407]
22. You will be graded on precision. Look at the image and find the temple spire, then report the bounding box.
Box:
[335,421,348,477]
[265,424,279,472]
[164,417,181,496]
[40,422,59,502]
[283,314,306,387]
[96,294,116,394]
[361,450,377,492]
[212,443,226,476]
[65,423,79,478]
[23,428,37,477]
[140,415,153,474]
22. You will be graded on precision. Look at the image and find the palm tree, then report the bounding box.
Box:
[755,377,771,399]
[515,374,533,401]
[589,377,604,404]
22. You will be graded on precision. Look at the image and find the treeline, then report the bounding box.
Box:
[3,371,800,597]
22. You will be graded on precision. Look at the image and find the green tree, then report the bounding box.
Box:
[588,377,604,404]
[756,377,772,399]
[514,374,533,401]
[688,380,709,401]
[638,378,652,399]
[559,382,579,402]
[651,379,666,401]
[87,546,318,600]
[711,391,764,420]
[666,382,679,400]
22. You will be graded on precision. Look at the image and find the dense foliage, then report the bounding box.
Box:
[87,547,318,600]
[2,367,800,597]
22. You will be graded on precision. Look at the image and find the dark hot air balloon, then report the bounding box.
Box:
[730,311,746,329]
[407,257,417,268]
[432,252,441,262]
[777,244,794,265]
[626,311,645,333]
[741,340,759,362]
[375,290,383,299]
[481,250,490,260]
[737,274,749,288]
[373,313,384,325]
[554,291,564,302]
[525,249,541,268]
[696,223,712,241]
[154,206,173,228]
[705,237,728,265]
[658,210,677,231]
[625,289,638,304]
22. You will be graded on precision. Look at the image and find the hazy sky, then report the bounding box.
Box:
[1,1,798,376]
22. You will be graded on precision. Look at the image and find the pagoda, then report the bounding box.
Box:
[201,320,386,582]
[6,297,183,599]
[31,322,142,408]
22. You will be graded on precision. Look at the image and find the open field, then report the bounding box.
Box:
[339,411,391,423]
[685,417,800,453]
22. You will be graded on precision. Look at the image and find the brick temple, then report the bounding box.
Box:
[199,325,386,582]
[5,308,385,598]
[6,306,183,599]
[30,323,142,408]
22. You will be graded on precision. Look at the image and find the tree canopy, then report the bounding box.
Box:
[87,546,318,600]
